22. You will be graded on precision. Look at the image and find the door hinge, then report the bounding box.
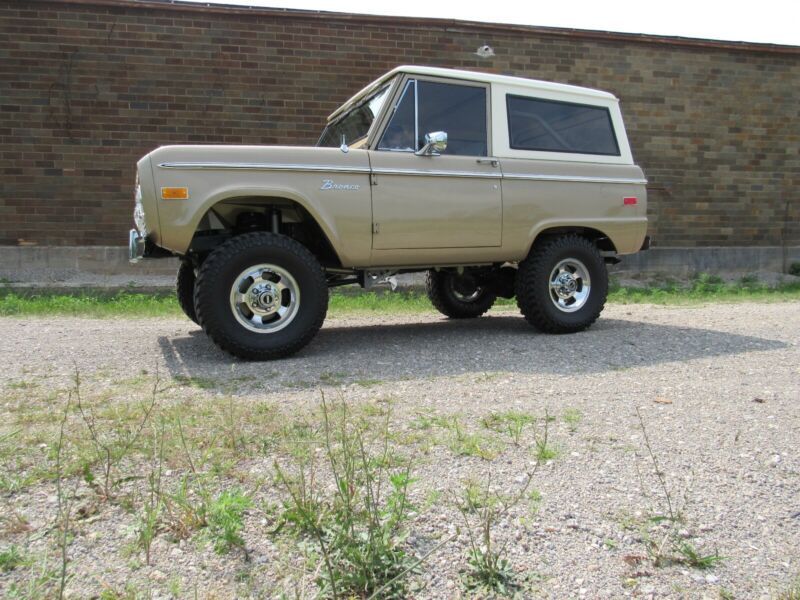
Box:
[372,222,380,234]
[370,173,378,186]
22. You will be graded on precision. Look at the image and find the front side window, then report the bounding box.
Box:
[378,79,488,156]
[507,95,620,156]
[378,80,417,151]
[318,79,394,148]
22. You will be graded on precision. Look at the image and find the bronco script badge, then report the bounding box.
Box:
[320,179,360,191]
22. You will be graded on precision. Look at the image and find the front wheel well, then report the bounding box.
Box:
[188,197,342,268]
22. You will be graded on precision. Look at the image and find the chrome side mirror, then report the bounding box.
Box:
[415,131,447,156]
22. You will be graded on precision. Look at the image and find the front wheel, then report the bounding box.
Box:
[516,234,608,333]
[426,270,497,319]
[176,259,198,325]
[194,232,328,360]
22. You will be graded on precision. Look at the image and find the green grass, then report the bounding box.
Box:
[0,545,26,572]
[206,488,252,554]
[328,290,442,313]
[481,411,534,446]
[607,275,800,305]
[562,408,582,432]
[673,541,724,570]
[534,439,559,462]
[1,275,798,318]
[0,290,180,318]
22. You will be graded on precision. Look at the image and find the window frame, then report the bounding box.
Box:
[375,78,418,153]
[505,93,621,157]
[318,76,401,149]
[369,74,493,157]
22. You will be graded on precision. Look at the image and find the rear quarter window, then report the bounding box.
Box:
[506,95,620,156]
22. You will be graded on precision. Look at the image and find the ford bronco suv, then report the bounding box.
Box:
[130,66,648,360]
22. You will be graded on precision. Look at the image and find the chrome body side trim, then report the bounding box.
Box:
[372,167,502,179]
[158,162,371,174]
[503,173,648,185]
[158,162,646,185]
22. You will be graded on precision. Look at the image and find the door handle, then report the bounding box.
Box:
[476,158,499,167]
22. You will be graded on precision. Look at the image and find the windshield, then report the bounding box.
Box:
[317,79,394,148]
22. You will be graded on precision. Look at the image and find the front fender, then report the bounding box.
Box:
[148,146,373,266]
[161,184,341,257]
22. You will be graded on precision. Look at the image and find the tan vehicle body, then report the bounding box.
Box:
[130,66,648,360]
[134,66,647,269]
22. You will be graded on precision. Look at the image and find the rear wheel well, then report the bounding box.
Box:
[187,197,342,268]
[533,227,617,254]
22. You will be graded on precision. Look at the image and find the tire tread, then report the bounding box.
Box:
[176,259,198,325]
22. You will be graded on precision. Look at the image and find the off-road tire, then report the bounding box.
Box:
[426,270,497,319]
[194,232,328,360]
[176,259,198,325]
[516,234,607,333]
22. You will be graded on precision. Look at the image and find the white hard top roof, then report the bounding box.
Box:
[328,65,617,121]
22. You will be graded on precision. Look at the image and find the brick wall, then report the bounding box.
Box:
[1,0,798,248]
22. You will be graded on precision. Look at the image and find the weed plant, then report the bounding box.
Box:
[455,418,548,595]
[0,545,25,572]
[75,367,158,501]
[635,407,723,569]
[206,489,252,555]
[481,411,534,446]
[273,393,417,599]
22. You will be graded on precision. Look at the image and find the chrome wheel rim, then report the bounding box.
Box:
[450,274,481,302]
[452,287,481,302]
[229,264,300,333]
[549,258,591,313]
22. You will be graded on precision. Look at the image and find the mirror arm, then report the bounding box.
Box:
[414,142,440,157]
[415,131,448,157]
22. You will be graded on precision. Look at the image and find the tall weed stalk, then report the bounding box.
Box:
[274,392,417,599]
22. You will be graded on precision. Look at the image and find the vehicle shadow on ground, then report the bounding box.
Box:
[156,314,787,390]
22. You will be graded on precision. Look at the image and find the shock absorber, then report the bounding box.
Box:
[269,208,282,234]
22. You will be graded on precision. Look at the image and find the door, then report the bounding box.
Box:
[368,78,502,250]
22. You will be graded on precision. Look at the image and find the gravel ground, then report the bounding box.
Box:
[1,302,799,598]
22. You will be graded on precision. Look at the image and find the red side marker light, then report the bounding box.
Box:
[623,197,638,206]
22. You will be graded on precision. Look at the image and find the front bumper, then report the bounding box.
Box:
[129,229,172,263]
[129,229,145,263]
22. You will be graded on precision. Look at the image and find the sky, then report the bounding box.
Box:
[180,0,800,46]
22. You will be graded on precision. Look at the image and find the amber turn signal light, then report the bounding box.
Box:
[161,187,189,200]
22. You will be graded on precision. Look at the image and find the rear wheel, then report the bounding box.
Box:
[516,234,608,333]
[194,232,328,360]
[176,259,198,325]
[426,269,497,319]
